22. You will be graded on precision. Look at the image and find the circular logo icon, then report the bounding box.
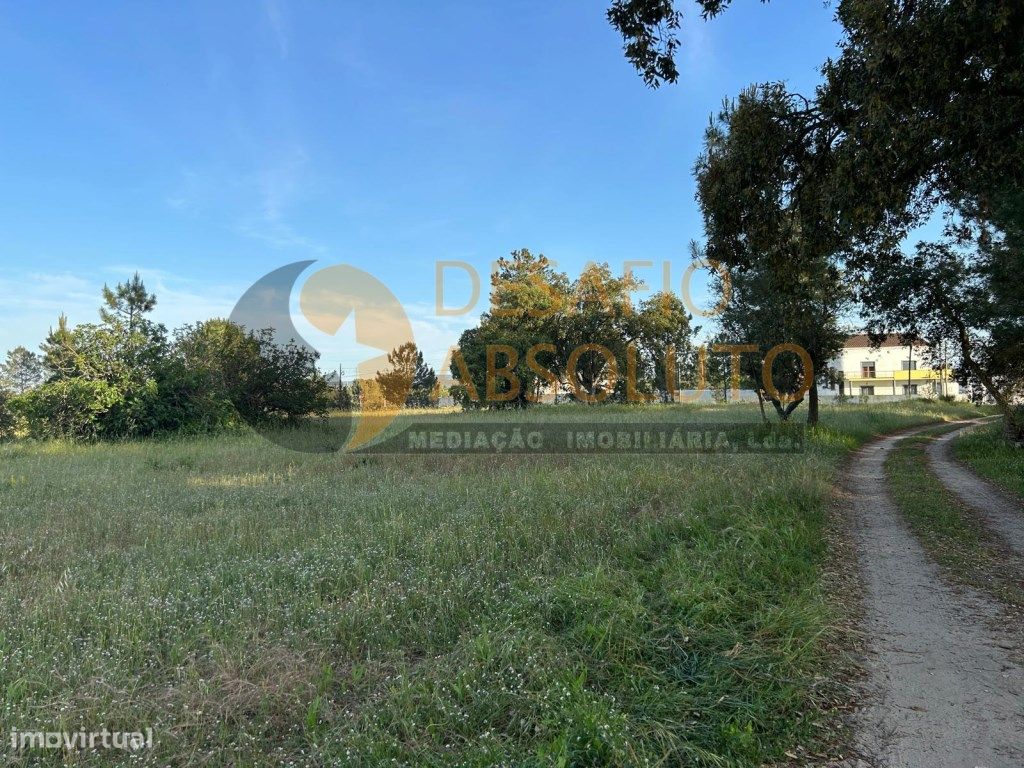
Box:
[230,261,414,452]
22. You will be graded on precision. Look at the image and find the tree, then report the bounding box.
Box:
[861,207,1024,442]
[711,255,851,423]
[43,274,166,386]
[376,342,437,408]
[0,389,15,440]
[450,251,694,407]
[610,0,1024,246]
[23,293,331,440]
[695,88,852,426]
[606,0,750,87]
[613,1,1024,434]
[558,263,641,402]
[38,319,161,436]
[41,314,85,381]
[634,291,694,402]
[410,353,438,408]
[172,319,330,426]
[162,319,251,430]
[451,250,568,408]
[353,377,387,411]
[37,277,167,436]
[332,368,354,411]
[350,379,363,410]
[608,0,1024,212]
[101,272,157,333]
[12,379,123,440]
[1,347,43,393]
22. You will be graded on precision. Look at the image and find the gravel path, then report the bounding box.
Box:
[927,421,1024,555]
[843,424,1024,767]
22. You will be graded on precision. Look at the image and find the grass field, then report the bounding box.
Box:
[953,422,1024,499]
[0,400,984,766]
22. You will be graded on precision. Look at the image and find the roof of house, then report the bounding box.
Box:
[844,333,926,349]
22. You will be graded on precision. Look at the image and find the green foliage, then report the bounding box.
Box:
[33,276,169,437]
[861,203,1024,440]
[684,2,1024,428]
[695,88,852,426]
[709,253,852,423]
[11,378,124,440]
[18,279,331,441]
[1,346,43,393]
[100,272,157,332]
[451,250,694,408]
[155,321,242,432]
[335,381,354,411]
[605,0,747,87]
[0,388,16,441]
[559,262,641,401]
[173,320,330,427]
[42,315,164,385]
[614,1,1024,220]
[636,290,694,401]
[454,249,569,407]
[606,0,682,87]
[375,342,437,408]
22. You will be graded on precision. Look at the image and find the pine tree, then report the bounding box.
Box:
[101,273,156,333]
[1,346,43,393]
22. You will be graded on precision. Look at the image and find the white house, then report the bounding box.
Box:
[826,334,960,400]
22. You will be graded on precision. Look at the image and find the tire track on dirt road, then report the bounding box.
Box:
[842,423,1024,767]
[926,421,1024,555]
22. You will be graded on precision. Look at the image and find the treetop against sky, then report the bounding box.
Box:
[0,1,845,371]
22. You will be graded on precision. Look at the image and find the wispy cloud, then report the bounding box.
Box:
[679,0,715,76]
[0,272,96,314]
[165,144,328,257]
[0,262,479,385]
[256,146,307,222]
[263,0,290,58]
[0,267,244,355]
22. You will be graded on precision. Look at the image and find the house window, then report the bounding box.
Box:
[901,360,917,370]
[903,384,918,395]
[860,361,876,378]
[860,386,875,396]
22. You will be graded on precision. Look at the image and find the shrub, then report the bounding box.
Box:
[0,389,16,440]
[172,321,331,426]
[11,379,123,440]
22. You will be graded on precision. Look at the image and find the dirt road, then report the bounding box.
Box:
[843,425,1024,767]
[926,423,1024,554]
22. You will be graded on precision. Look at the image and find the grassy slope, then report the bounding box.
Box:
[0,401,981,767]
[953,422,1024,499]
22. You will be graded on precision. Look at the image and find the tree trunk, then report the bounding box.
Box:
[951,320,1024,443]
[755,389,769,424]
[807,380,819,426]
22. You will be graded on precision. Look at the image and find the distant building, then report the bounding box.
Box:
[827,334,960,400]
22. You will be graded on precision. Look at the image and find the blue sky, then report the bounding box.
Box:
[0,1,844,373]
